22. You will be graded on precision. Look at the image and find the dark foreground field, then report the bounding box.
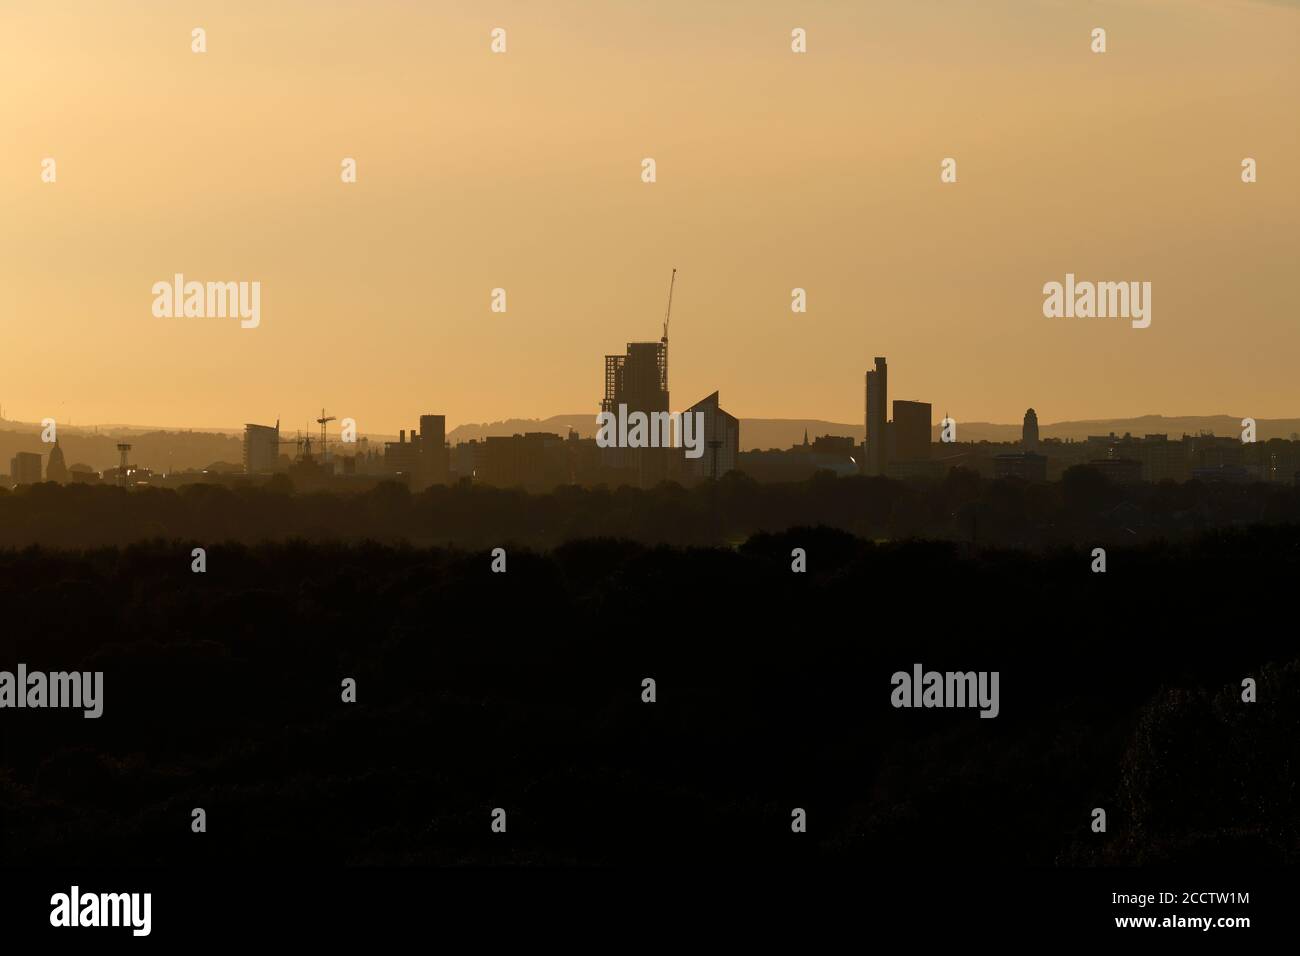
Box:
[2,523,1297,866]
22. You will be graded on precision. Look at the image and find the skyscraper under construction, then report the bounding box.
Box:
[600,271,675,486]
[602,341,668,418]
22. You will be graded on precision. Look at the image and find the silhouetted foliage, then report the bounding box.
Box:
[2,472,1299,551]
[2,524,1297,865]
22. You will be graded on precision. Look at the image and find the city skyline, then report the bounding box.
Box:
[3,399,1300,442]
[3,2,1299,924]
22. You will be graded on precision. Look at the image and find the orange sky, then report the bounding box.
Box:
[2,0,1297,435]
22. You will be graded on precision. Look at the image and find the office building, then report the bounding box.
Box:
[892,400,931,462]
[603,341,668,417]
[602,337,671,486]
[10,452,42,486]
[243,422,281,475]
[385,429,421,477]
[418,414,450,488]
[380,413,453,487]
[682,391,740,482]
[864,357,888,476]
[1022,409,1039,453]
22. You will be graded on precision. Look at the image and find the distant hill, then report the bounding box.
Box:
[446,416,597,444]
[738,419,863,451]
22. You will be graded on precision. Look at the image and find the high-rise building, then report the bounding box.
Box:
[385,429,421,476]
[682,391,740,482]
[45,441,68,483]
[603,341,668,416]
[602,338,671,486]
[864,357,888,475]
[10,452,42,485]
[243,422,281,474]
[418,414,450,488]
[1022,409,1040,453]
[381,414,452,486]
[892,400,931,462]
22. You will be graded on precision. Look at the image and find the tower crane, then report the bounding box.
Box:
[662,267,676,344]
[315,408,337,461]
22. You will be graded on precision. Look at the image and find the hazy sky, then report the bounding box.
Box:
[3,0,1297,434]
